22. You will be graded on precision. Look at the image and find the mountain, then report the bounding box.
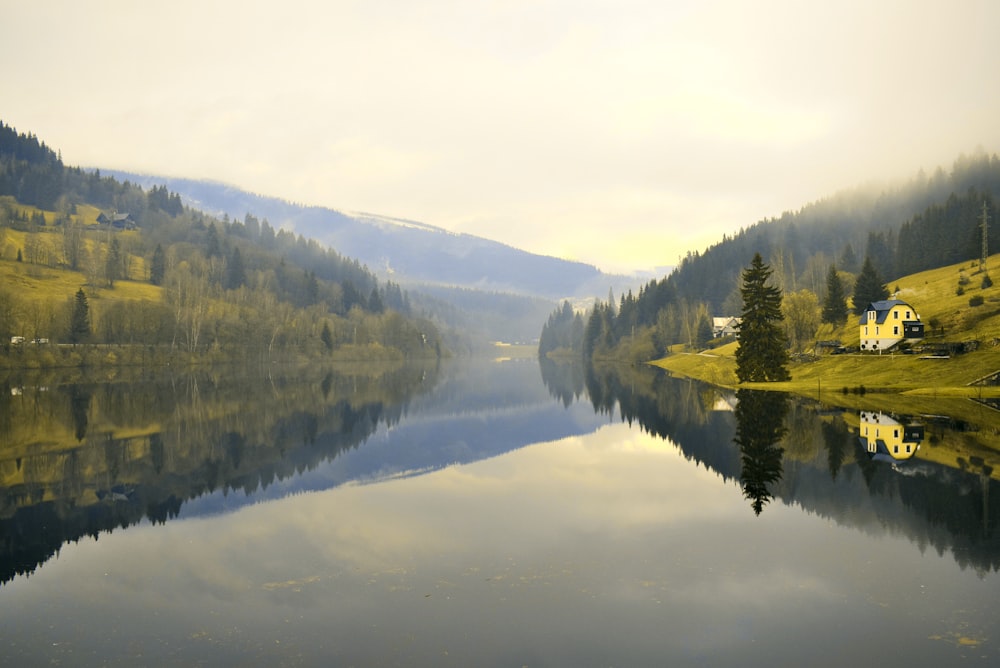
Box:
[101,171,642,303]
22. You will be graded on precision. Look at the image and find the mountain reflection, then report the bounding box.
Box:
[540,361,1000,573]
[0,362,439,584]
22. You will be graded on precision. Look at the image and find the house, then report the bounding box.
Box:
[97,212,137,230]
[858,299,924,352]
[712,316,741,338]
[858,411,924,462]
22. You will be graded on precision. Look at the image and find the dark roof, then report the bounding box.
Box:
[859,300,913,325]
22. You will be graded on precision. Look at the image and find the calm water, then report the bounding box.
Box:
[2,357,999,666]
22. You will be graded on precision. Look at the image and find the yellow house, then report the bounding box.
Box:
[858,411,924,461]
[858,299,924,352]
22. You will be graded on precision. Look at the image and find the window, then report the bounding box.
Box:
[893,445,899,454]
[906,311,911,318]
[894,429,899,437]
[894,326,899,335]
[894,311,899,319]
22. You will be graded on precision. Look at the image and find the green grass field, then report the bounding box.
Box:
[652,253,1000,402]
[2,203,162,306]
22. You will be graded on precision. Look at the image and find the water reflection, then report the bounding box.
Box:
[1,359,613,588]
[734,389,788,516]
[0,362,440,584]
[4,359,1000,664]
[858,410,925,463]
[541,361,1000,572]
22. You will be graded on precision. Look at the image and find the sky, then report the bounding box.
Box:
[4,0,1000,274]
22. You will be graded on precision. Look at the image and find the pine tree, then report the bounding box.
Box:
[320,321,334,351]
[852,256,889,314]
[225,246,246,290]
[149,243,166,285]
[821,264,848,325]
[695,313,713,349]
[735,253,790,382]
[69,288,90,343]
[105,236,121,287]
[206,222,222,258]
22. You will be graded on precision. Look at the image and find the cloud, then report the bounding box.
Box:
[3,0,999,272]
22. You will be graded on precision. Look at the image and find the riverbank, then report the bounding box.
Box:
[651,341,1000,414]
[650,342,1000,474]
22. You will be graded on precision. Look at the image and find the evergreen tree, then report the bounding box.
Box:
[839,243,859,273]
[695,313,713,349]
[149,243,166,285]
[852,256,889,314]
[69,288,90,343]
[205,222,222,258]
[105,236,121,287]
[821,264,848,325]
[225,246,246,290]
[735,253,790,382]
[321,321,334,351]
[368,287,384,313]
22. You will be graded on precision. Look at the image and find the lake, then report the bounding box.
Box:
[2,357,999,666]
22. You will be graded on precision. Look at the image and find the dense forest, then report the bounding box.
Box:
[540,150,1000,362]
[0,120,445,365]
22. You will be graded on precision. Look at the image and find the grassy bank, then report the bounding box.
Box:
[652,342,1000,397]
[653,253,1000,404]
[651,342,1000,478]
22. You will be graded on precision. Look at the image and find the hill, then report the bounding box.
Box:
[100,170,653,344]
[652,252,1000,400]
[101,172,647,296]
[0,120,446,366]
[543,149,1000,363]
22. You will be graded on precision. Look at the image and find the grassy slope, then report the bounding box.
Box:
[2,202,161,307]
[651,255,1000,475]
[653,254,1000,397]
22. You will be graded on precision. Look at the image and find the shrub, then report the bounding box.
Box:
[970,295,984,307]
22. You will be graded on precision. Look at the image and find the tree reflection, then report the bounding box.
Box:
[538,357,585,407]
[68,385,90,442]
[821,420,850,480]
[0,361,440,585]
[734,389,788,516]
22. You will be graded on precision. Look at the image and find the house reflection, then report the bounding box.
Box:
[858,411,924,462]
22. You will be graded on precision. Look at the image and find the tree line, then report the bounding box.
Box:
[0,120,444,364]
[540,151,1000,363]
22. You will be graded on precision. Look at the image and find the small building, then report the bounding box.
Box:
[712,316,741,338]
[97,212,137,230]
[858,299,924,352]
[858,411,924,461]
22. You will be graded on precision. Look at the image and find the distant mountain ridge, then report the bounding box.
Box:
[102,170,641,302]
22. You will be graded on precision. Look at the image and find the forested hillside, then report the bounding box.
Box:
[541,150,1000,362]
[0,120,444,365]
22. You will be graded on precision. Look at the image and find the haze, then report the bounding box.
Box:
[4,0,999,273]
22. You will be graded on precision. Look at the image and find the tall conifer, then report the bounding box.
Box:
[735,253,790,382]
[69,288,90,343]
[852,256,889,314]
[821,264,848,325]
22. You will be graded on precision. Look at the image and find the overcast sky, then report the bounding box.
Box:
[4,0,999,273]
